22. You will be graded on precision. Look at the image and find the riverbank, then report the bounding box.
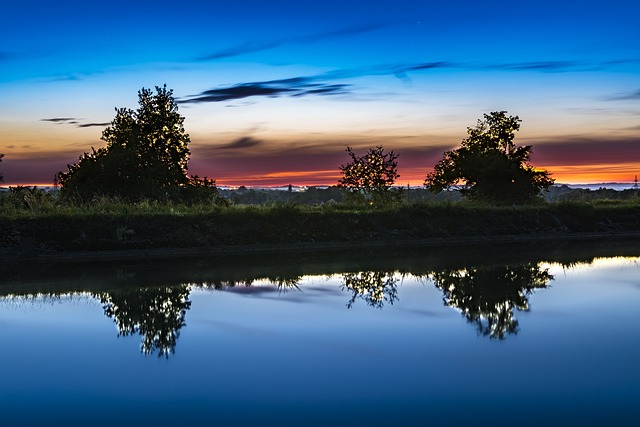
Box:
[1,202,640,262]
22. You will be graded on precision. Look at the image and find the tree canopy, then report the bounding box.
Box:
[97,285,191,357]
[431,263,552,339]
[341,271,398,309]
[338,146,400,205]
[424,111,554,204]
[59,85,216,202]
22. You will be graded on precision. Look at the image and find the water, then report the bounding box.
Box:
[1,241,639,426]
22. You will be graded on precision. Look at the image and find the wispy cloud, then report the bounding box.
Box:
[218,136,264,150]
[179,62,451,104]
[181,58,639,105]
[196,23,387,61]
[485,60,582,72]
[41,118,110,128]
[605,89,640,101]
[77,122,111,128]
[484,58,640,73]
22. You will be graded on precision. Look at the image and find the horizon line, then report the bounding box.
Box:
[2,181,638,190]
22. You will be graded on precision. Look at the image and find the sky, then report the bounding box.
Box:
[1,0,639,187]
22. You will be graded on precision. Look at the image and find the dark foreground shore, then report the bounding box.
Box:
[1,203,639,263]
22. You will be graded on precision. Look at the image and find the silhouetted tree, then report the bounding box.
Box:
[338,146,401,205]
[341,270,399,308]
[96,285,192,357]
[58,85,217,202]
[0,153,4,182]
[425,111,554,204]
[430,263,552,339]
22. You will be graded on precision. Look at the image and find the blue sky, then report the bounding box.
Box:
[1,0,639,185]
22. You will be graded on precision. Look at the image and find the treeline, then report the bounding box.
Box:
[545,185,640,202]
[1,184,639,214]
[219,185,463,205]
[224,185,639,205]
[1,86,637,208]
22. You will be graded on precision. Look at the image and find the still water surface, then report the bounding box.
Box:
[1,242,639,426]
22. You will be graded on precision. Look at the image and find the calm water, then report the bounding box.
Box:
[1,241,639,426]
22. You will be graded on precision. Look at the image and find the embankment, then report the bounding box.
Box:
[1,203,639,262]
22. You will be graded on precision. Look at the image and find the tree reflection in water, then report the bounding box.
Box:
[1,260,557,358]
[267,275,302,293]
[430,263,553,339]
[198,276,301,293]
[341,271,398,308]
[96,285,191,357]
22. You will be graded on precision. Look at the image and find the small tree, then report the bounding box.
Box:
[59,85,215,202]
[425,111,554,204]
[338,146,400,205]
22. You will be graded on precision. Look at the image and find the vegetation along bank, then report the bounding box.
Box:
[1,202,639,261]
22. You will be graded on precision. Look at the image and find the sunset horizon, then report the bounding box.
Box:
[1,1,638,189]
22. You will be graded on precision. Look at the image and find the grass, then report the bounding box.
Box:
[2,191,640,256]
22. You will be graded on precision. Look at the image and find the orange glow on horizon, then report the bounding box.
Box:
[0,183,58,189]
[208,164,640,188]
[3,164,639,189]
[536,163,640,184]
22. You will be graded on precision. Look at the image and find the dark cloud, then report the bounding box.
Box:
[41,118,109,128]
[41,118,78,124]
[187,134,455,187]
[0,155,85,185]
[197,23,386,61]
[179,62,452,104]
[218,136,264,150]
[180,77,351,104]
[77,122,111,128]
[528,137,640,166]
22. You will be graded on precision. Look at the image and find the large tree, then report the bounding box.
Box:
[430,263,553,339]
[59,85,201,201]
[425,111,554,204]
[97,285,192,357]
[338,146,400,205]
[0,153,4,182]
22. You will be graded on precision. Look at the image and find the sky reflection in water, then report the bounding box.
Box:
[0,250,639,426]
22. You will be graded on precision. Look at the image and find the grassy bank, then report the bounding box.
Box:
[1,200,640,259]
